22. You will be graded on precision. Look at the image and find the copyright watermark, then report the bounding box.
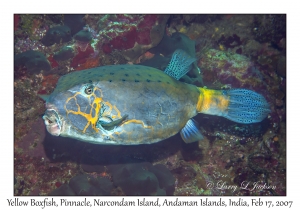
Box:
[206,180,276,193]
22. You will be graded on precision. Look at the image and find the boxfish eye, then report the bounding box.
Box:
[84,85,94,95]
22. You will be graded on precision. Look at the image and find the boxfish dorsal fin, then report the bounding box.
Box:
[164,49,196,80]
[180,119,204,143]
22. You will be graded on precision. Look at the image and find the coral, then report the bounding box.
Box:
[252,15,286,46]
[70,43,95,69]
[107,162,175,195]
[169,15,221,26]
[80,155,106,173]
[14,119,80,195]
[199,49,267,91]
[73,30,93,42]
[14,37,46,54]
[49,174,113,195]
[48,184,75,196]
[149,164,175,195]
[13,14,286,197]
[37,74,60,95]
[276,56,286,78]
[14,50,51,74]
[217,34,243,52]
[47,54,59,68]
[97,14,169,61]
[14,14,20,31]
[63,14,86,36]
[41,25,72,46]
[53,46,75,61]
[16,15,46,40]
[75,57,100,71]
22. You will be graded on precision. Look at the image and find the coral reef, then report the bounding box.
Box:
[109,162,164,195]
[63,14,86,36]
[98,14,169,61]
[53,46,75,61]
[70,43,95,69]
[14,50,51,74]
[199,49,266,91]
[107,162,175,195]
[41,26,72,46]
[252,15,286,47]
[14,14,286,196]
[50,174,113,195]
[73,30,93,42]
[80,155,175,195]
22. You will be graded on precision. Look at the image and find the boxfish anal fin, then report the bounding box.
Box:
[180,119,204,143]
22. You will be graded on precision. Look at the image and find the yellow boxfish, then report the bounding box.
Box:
[41,50,270,145]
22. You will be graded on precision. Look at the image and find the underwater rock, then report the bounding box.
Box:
[107,161,175,195]
[53,46,75,61]
[111,162,162,195]
[252,15,286,45]
[64,14,86,36]
[69,174,91,195]
[41,25,72,46]
[217,34,243,50]
[47,14,63,24]
[73,30,93,42]
[14,50,51,73]
[49,174,113,195]
[69,174,112,195]
[276,56,286,78]
[171,163,196,187]
[98,14,169,61]
[48,184,75,196]
[149,32,196,57]
[169,14,221,26]
[80,155,106,173]
[148,164,175,195]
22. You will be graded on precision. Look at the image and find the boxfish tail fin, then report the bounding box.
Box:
[196,88,271,124]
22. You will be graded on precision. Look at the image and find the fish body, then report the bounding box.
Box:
[44,65,199,144]
[42,50,270,145]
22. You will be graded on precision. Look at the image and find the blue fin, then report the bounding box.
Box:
[38,94,50,102]
[164,49,196,80]
[180,119,204,143]
[223,89,270,123]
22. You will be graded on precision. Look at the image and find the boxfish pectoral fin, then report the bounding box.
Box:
[180,119,204,143]
[38,94,50,102]
[101,114,128,131]
[164,49,196,80]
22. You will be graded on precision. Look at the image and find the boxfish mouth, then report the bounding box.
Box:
[43,109,62,136]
